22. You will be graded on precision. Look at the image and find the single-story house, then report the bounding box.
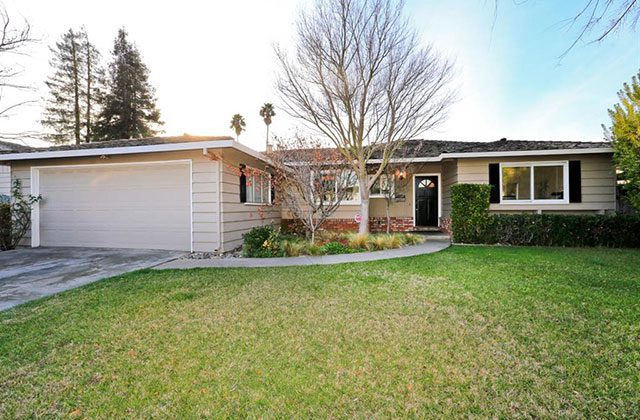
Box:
[0,136,615,252]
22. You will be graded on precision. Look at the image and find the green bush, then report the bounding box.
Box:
[0,203,10,251]
[451,183,640,248]
[451,184,492,243]
[320,241,353,255]
[242,225,283,257]
[488,214,640,248]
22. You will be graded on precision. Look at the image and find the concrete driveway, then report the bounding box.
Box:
[0,247,185,311]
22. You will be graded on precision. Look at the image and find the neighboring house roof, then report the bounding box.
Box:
[0,135,265,162]
[0,140,29,152]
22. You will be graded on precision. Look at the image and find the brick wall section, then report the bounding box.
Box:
[282,217,415,233]
[439,217,452,234]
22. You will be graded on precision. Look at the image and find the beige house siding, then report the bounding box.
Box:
[0,164,10,195]
[441,160,457,219]
[219,148,280,251]
[10,150,221,252]
[455,153,616,213]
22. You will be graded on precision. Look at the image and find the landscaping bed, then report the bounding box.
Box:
[242,225,426,257]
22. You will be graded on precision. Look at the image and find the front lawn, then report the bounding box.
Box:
[1,246,639,417]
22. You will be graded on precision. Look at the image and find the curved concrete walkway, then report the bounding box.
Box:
[154,236,450,270]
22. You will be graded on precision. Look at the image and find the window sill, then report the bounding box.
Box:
[244,202,272,206]
[498,200,569,205]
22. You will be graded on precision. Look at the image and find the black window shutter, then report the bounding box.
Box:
[239,165,247,203]
[569,160,581,203]
[488,163,500,203]
[270,177,275,203]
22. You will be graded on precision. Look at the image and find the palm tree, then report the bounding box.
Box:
[229,114,246,142]
[259,103,276,149]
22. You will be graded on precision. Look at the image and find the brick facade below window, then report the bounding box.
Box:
[282,217,418,233]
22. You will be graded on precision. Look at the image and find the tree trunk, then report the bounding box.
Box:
[71,36,80,145]
[386,200,391,234]
[85,42,91,143]
[266,124,270,150]
[358,177,369,234]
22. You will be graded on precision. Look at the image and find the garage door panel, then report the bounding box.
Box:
[38,162,191,251]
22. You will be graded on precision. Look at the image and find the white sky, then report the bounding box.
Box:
[2,0,639,150]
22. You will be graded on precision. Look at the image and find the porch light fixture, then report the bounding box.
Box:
[394,168,407,180]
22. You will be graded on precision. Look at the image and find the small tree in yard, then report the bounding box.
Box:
[268,135,353,243]
[605,70,640,211]
[0,179,41,251]
[276,0,455,234]
[373,162,411,233]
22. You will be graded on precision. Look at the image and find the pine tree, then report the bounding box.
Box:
[96,28,162,140]
[42,28,103,144]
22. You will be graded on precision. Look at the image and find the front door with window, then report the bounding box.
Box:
[415,176,439,227]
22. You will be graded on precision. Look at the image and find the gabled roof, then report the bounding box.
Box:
[0,135,265,162]
[367,138,613,162]
[388,138,611,158]
[0,135,234,155]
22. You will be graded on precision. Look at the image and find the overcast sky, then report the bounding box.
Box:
[2,0,639,150]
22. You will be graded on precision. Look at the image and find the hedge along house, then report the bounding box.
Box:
[291,139,616,233]
[0,136,280,252]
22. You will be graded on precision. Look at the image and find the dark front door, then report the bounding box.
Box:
[415,176,439,227]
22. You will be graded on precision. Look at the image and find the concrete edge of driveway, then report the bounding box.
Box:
[153,237,451,270]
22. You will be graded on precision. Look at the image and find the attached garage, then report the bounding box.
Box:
[33,161,191,251]
[0,136,281,253]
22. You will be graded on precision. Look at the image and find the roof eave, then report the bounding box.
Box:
[0,140,267,162]
[368,147,614,164]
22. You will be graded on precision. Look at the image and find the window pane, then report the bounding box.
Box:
[341,171,359,201]
[370,176,381,195]
[502,166,531,201]
[534,165,564,200]
[254,175,262,203]
[246,175,254,202]
[321,172,337,203]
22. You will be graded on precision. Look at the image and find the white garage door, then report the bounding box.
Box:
[37,161,191,251]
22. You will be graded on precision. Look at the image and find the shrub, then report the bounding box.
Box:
[451,184,492,243]
[0,179,41,251]
[403,233,425,246]
[320,241,353,255]
[242,225,283,257]
[487,214,640,248]
[0,203,10,251]
[347,233,369,250]
[281,239,305,257]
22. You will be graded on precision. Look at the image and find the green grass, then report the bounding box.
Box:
[1,246,639,417]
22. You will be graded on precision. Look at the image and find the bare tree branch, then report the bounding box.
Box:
[490,0,639,58]
[0,3,38,136]
[276,0,456,233]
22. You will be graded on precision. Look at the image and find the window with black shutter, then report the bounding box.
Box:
[488,163,500,203]
[239,164,247,203]
[569,160,582,203]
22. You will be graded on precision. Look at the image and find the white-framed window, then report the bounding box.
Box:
[318,170,360,204]
[499,161,569,204]
[370,174,394,198]
[245,168,271,205]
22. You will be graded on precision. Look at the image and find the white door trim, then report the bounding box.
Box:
[30,159,193,251]
[412,172,442,228]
